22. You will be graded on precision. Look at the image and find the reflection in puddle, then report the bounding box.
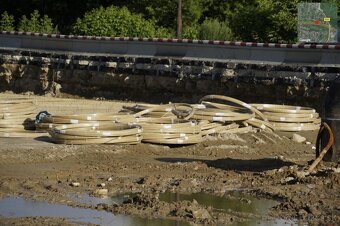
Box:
[69,193,135,206]
[159,191,295,226]
[159,191,278,214]
[0,197,190,226]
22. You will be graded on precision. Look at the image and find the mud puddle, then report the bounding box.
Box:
[69,193,135,206]
[160,191,296,225]
[0,197,190,226]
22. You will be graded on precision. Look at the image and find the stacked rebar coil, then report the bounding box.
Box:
[49,123,142,144]
[251,104,321,131]
[36,113,136,130]
[137,118,202,144]
[125,104,201,144]
[30,94,322,144]
[0,98,37,137]
[192,95,272,134]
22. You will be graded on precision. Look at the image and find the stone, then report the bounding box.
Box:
[298,208,308,217]
[22,181,34,190]
[296,171,309,179]
[292,134,306,143]
[332,167,340,173]
[281,177,295,184]
[94,188,108,196]
[191,208,211,219]
[307,205,321,216]
[71,182,80,187]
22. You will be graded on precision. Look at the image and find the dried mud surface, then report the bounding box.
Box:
[0,93,339,225]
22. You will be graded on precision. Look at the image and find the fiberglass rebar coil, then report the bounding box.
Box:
[36,113,137,131]
[251,104,320,131]
[49,123,142,144]
[0,98,38,137]
[136,118,202,144]
[191,95,272,133]
[128,104,202,144]
[37,95,321,144]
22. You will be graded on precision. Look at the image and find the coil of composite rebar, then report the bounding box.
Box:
[137,118,202,144]
[251,104,321,131]
[123,104,177,119]
[0,98,38,137]
[191,95,272,133]
[6,93,321,144]
[36,113,137,131]
[49,123,142,144]
[127,103,202,144]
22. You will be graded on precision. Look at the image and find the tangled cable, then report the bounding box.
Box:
[0,98,38,137]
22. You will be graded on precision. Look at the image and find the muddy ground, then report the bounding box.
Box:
[0,93,339,226]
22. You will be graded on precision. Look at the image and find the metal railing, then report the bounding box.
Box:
[0,31,339,68]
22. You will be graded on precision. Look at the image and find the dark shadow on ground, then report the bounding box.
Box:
[34,136,54,143]
[156,157,295,172]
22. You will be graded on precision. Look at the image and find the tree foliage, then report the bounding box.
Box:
[229,0,300,42]
[72,6,171,37]
[198,19,233,41]
[0,0,339,42]
[17,10,54,33]
[0,11,15,31]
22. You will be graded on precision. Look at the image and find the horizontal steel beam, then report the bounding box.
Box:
[0,31,339,68]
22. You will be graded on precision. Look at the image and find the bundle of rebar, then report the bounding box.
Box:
[251,104,320,131]
[49,123,142,144]
[25,94,322,144]
[36,113,137,131]
[0,98,37,137]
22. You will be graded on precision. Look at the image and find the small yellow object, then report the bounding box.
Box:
[323,17,330,22]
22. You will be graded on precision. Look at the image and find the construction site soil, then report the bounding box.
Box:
[0,93,339,226]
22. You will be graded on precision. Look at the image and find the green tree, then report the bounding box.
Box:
[72,5,171,37]
[229,0,299,43]
[182,25,199,39]
[18,10,54,33]
[0,11,15,31]
[198,18,233,40]
[114,0,203,32]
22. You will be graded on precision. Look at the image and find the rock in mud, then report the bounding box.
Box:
[295,171,309,179]
[191,208,211,220]
[22,181,34,189]
[292,134,306,143]
[298,208,308,217]
[94,188,108,196]
[98,183,106,187]
[70,182,80,187]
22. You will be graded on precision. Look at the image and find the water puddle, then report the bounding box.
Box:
[0,197,190,226]
[159,191,278,214]
[69,193,134,206]
[159,191,295,226]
